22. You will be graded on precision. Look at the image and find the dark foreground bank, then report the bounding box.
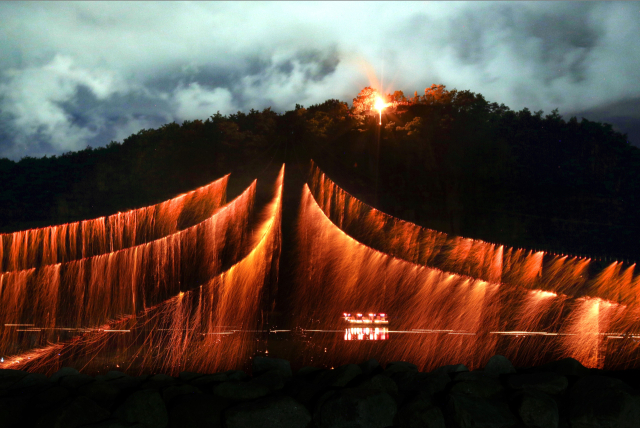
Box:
[1,355,639,428]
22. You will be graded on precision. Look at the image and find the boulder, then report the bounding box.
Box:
[296,366,323,378]
[189,373,230,389]
[225,370,248,381]
[569,375,640,428]
[178,371,204,382]
[359,374,399,397]
[0,395,28,428]
[317,364,363,388]
[162,384,202,405]
[36,396,110,428]
[103,371,128,380]
[252,357,292,378]
[49,367,79,383]
[9,372,51,394]
[32,385,71,411]
[385,361,419,376]
[0,369,28,390]
[432,364,469,376]
[113,389,168,428]
[516,389,558,428]
[252,369,285,392]
[225,395,311,428]
[78,381,121,409]
[141,374,176,390]
[168,393,229,428]
[213,380,270,401]
[79,419,130,428]
[507,372,568,395]
[450,376,503,398]
[447,393,518,428]
[484,355,516,377]
[359,359,382,376]
[106,375,145,391]
[314,386,397,428]
[390,371,449,397]
[396,393,445,428]
[539,358,589,377]
[59,373,94,389]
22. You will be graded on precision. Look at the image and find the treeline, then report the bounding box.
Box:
[1,85,638,260]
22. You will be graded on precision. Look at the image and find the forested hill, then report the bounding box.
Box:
[1,85,638,261]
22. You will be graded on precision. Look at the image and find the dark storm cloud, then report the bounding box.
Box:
[568,97,640,145]
[0,2,638,159]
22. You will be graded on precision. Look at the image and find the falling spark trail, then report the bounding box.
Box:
[1,175,229,272]
[1,166,284,375]
[0,180,255,358]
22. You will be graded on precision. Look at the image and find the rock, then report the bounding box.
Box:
[485,355,516,377]
[178,371,204,382]
[162,384,202,404]
[0,369,28,390]
[359,359,381,376]
[450,376,503,398]
[360,374,399,397]
[252,370,285,392]
[225,370,248,381]
[0,395,28,428]
[9,372,51,393]
[79,419,129,428]
[95,371,129,382]
[168,393,228,428]
[189,373,230,388]
[385,361,419,376]
[447,393,518,428]
[213,380,270,401]
[106,375,145,391]
[59,373,94,389]
[432,364,469,376]
[539,358,589,377]
[78,381,121,408]
[516,389,558,428]
[390,371,449,397]
[507,372,568,395]
[396,393,445,428]
[225,395,311,428]
[252,357,292,378]
[569,375,640,428]
[317,364,363,387]
[141,374,175,389]
[315,386,397,428]
[284,374,330,409]
[32,386,71,411]
[113,389,168,428]
[49,367,79,383]
[296,366,323,378]
[36,396,110,428]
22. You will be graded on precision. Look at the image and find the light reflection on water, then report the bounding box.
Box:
[3,324,640,374]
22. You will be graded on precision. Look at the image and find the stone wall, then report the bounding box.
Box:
[1,355,640,428]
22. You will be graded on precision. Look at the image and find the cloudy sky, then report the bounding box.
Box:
[1,2,639,159]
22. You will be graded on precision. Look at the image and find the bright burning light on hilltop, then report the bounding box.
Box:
[374,96,387,112]
[374,96,388,125]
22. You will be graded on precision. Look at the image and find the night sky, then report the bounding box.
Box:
[1,1,639,159]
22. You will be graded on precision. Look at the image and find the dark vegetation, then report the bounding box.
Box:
[1,85,638,261]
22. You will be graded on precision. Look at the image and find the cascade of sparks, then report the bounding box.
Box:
[297,162,640,369]
[0,166,284,375]
[1,160,639,373]
[0,175,229,272]
[0,176,257,364]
